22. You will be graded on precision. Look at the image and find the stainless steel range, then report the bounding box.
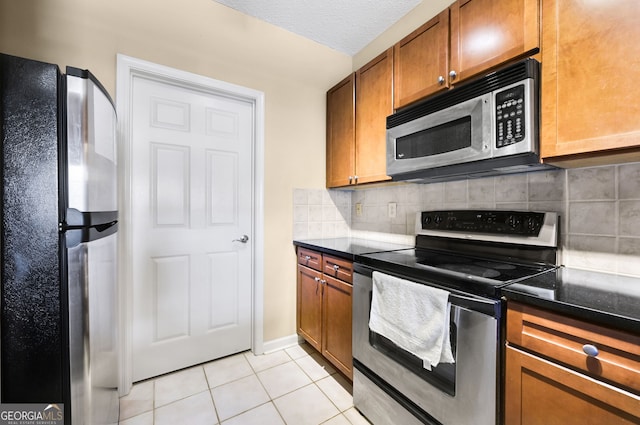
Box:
[352,210,559,425]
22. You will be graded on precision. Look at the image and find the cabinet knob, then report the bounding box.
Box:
[582,344,599,357]
[304,255,311,261]
[333,264,340,272]
[449,70,457,81]
[314,277,321,282]
[348,176,353,184]
[438,75,445,85]
[354,175,358,184]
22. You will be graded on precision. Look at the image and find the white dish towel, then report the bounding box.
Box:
[369,271,455,370]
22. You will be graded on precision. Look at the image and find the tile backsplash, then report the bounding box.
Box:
[293,162,640,277]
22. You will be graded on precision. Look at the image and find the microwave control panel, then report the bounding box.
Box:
[495,84,525,148]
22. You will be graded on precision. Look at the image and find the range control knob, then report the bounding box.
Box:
[507,214,521,229]
[525,217,540,233]
[434,215,443,224]
[424,215,432,225]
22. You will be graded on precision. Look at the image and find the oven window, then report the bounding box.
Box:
[369,310,457,396]
[395,116,472,159]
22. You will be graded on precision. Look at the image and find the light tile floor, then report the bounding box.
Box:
[118,343,371,425]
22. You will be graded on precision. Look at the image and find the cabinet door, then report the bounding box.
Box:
[507,301,640,394]
[541,0,640,165]
[394,9,450,109]
[450,0,540,83]
[297,264,323,351]
[322,275,353,379]
[355,48,393,185]
[326,74,355,188]
[505,346,640,424]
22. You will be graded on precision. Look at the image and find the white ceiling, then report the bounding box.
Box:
[212,0,423,56]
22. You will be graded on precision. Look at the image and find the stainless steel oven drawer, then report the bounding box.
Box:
[354,368,431,425]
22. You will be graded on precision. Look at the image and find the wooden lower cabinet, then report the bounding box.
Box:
[321,275,352,378]
[297,264,323,352]
[505,346,640,424]
[505,302,640,424]
[296,248,353,379]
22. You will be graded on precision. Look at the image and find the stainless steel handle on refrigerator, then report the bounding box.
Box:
[233,235,249,243]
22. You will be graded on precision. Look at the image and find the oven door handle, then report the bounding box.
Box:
[448,293,501,318]
[355,264,502,318]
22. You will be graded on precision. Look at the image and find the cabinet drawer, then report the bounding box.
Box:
[507,301,640,394]
[297,247,322,271]
[323,255,353,284]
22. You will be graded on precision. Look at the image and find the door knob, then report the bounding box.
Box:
[233,235,249,243]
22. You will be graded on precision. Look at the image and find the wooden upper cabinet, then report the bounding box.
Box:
[355,48,393,185]
[327,51,392,188]
[450,0,540,84]
[394,0,540,109]
[326,74,355,188]
[394,10,450,109]
[540,0,640,166]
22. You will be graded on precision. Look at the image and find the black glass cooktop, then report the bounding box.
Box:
[415,250,553,283]
[356,248,557,298]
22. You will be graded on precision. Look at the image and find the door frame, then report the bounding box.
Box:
[115,54,265,395]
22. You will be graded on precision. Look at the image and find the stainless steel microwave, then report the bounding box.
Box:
[386,59,555,182]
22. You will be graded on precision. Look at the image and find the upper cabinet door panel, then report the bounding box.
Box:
[326,74,355,188]
[541,0,640,162]
[450,0,540,83]
[355,48,393,185]
[394,9,450,109]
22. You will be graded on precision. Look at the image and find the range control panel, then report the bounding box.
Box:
[421,210,545,236]
[496,84,526,148]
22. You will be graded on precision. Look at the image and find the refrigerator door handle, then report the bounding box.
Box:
[65,221,118,248]
[64,208,118,228]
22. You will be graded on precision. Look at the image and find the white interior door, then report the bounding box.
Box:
[130,75,253,382]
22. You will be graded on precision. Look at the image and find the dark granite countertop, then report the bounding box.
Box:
[293,237,413,261]
[503,267,640,335]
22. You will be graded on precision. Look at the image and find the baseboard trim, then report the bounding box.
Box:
[261,334,302,354]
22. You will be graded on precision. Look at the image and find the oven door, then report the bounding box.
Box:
[386,92,493,179]
[352,264,501,425]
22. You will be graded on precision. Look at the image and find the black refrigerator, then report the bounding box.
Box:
[0,53,119,424]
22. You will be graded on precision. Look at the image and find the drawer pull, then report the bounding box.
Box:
[304,255,311,261]
[583,344,599,357]
[333,264,340,272]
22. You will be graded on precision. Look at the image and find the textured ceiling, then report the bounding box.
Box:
[212,0,422,56]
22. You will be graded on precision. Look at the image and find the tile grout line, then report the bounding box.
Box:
[120,345,359,425]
